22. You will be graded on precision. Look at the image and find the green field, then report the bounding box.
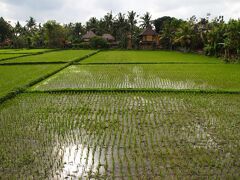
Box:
[0,54,27,61]
[0,65,64,98]
[81,50,222,64]
[0,49,53,54]
[0,92,239,179]
[1,50,96,63]
[32,64,240,91]
[0,49,239,179]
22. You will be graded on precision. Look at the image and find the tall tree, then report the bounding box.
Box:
[174,22,195,52]
[43,20,67,48]
[86,17,99,32]
[223,19,240,61]
[154,16,175,33]
[0,17,12,43]
[127,11,139,48]
[26,17,36,31]
[140,12,152,28]
[100,12,114,34]
[158,18,182,50]
[128,11,138,32]
[113,13,129,48]
[204,16,226,56]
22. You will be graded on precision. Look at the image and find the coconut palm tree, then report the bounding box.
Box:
[86,17,99,32]
[174,22,195,52]
[140,12,152,28]
[128,11,138,32]
[113,13,129,48]
[26,17,36,31]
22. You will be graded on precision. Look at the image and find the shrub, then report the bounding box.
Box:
[89,36,109,49]
[72,42,91,49]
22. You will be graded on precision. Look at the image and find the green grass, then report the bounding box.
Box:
[0,64,65,98]
[0,92,239,179]
[1,50,96,63]
[0,49,53,54]
[81,50,223,64]
[31,64,240,92]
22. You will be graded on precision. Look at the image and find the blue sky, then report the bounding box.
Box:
[0,0,239,25]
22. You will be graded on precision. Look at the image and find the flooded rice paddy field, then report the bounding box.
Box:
[31,64,240,92]
[0,92,240,179]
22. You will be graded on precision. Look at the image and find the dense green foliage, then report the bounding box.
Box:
[89,36,109,49]
[81,50,221,64]
[155,16,240,62]
[0,65,64,98]
[0,92,240,178]
[1,50,95,63]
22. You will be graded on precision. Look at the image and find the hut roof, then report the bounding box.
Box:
[102,34,115,41]
[82,30,96,39]
[140,26,158,36]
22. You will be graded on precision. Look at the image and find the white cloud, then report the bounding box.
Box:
[0,0,239,25]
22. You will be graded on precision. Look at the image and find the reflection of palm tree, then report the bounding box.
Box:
[140,12,152,28]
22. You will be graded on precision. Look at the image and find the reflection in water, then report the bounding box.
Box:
[54,144,105,179]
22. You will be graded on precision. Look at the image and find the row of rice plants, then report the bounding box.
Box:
[31,64,240,92]
[80,50,222,64]
[1,50,96,64]
[0,92,239,179]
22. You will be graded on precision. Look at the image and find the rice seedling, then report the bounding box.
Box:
[81,50,222,64]
[0,92,239,179]
[31,64,240,92]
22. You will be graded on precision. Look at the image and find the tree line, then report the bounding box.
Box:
[0,12,239,62]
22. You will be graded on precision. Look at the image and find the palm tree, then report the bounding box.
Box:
[102,12,114,33]
[159,19,181,50]
[26,17,36,31]
[0,17,12,43]
[113,13,129,48]
[140,12,152,28]
[14,21,23,36]
[86,17,99,32]
[174,22,195,52]
[128,11,138,32]
[127,11,139,48]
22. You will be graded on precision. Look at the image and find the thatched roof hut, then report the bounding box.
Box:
[139,25,158,36]
[102,34,115,42]
[82,30,96,41]
[139,26,159,49]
